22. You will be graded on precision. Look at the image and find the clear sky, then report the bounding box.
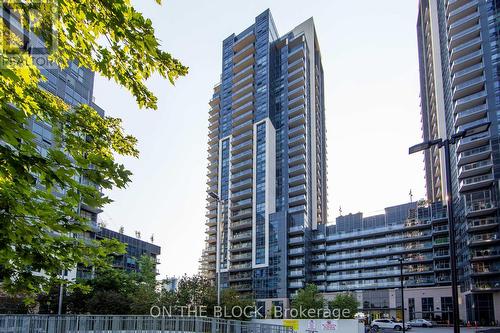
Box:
[93,0,425,278]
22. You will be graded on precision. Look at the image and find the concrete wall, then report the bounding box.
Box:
[252,319,363,333]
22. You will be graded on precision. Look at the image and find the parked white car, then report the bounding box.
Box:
[408,319,433,327]
[371,319,411,331]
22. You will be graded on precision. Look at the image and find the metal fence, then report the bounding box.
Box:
[0,315,292,333]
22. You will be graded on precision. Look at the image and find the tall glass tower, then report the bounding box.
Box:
[417,0,500,323]
[202,9,326,310]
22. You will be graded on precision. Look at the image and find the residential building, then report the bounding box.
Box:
[417,0,500,324]
[202,9,326,311]
[311,201,454,322]
[95,227,161,275]
[162,276,179,292]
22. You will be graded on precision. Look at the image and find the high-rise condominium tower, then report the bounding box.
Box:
[202,9,326,310]
[417,0,500,323]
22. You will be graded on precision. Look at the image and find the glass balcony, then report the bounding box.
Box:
[231,168,252,182]
[231,231,252,241]
[289,194,307,206]
[289,184,307,196]
[232,119,253,136]
[231,218,252,230]
[449,24,481,49]
[289,281,305,289]
[466,199,496,218]
[452,75,485,101]
[467,218,499,232]
[233,43,255,64]
[468,232,500,246]
[289,174,306,186]
[451,49,483,74]
[459,173,494,193]
[448,11,480,37]
[457,144,491,166]
[450,35,482,62]
[452,62,484,87]
[232,130,252,146]
[289,164,306,176]
[233,54,254,74]
[454,103,488,127]
[448,0,479,25]
[232,149,252,163]
[231,188,252,201]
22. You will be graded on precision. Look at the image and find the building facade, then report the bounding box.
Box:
[417,0,500,324]
[202,9,327,311]
[312,201,454,322]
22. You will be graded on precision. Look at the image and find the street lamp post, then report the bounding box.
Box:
[390,257,406,333]
[409,122,490,333]
[209,191,224,306]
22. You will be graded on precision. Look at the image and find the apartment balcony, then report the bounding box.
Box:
[312,264,326,271]
[288,124,306,138]
[288,67,305,83]
[206,208,217,218]
[231,230,252,242]
[457,144,491,166]
[230,242,252,252]
[288,103,306,118]
[231,138,252,155]
[288,75,305,91]
[232,130,252,146]
[289,96,305,112]
[207,151,218,163]
[231,149,252,164]
[233,43,255,64]
[206,226,217,235]
[449,24,481,49]
[288,225,304,235]
[454,103,488,127]
[231,188,252,202]
[471,280,500,292]
[208,127,219,139]
[206,183,218,194]
[451,49,483,74]
[233,54,254,74]
[289,164,306,177]
[311,254,325,262]
[231,252,252,262]
[453,62,484,87]
[232,65,254,86]
[433,237,450,247]
[448,0,479,25]
[206,176,217,187]
[289,184,306,196]
[468,233,500,247]
[231,168,252,182]
[206,245,216,253]
[232,82,253,102]
[206,217,217,227]
[452,75,485,101]
[231,218,252,231]
[288,247,305,256]
[231,178,253,192]
[466,200,496,218]
[289,174,306,186]
[448,11,480,37]
[433,225,449,235]
[231,159,252,173]
[434,250,450,258]
[288,134,306,147]
[231,198,252,212]
[208,119,218,131]
[232,119,253,136]
[467,218,499,232]
[459,173,494,193]
[456,130,489,153]
[288,57,305,73]
[312,274,326,281]
[233,30,255,53]
[289,114,306,128]
[207,235,217,244]
[233,75,253,94]
[450,35,482,62]
[288,154,306,167]
[289,281,305,289]
[288,45,305,63]
[289,258,305,267]
[229,273,252,282]
[470,248,500,261]
[446,0,469,14]
[289,194,307,206]
[312,244,326,252]
[209,95,220,107]
[289,144,306,157]
[230,262,252,271]
[232,91,253,110]
[288,269,305,278]
[471,264,500,277]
